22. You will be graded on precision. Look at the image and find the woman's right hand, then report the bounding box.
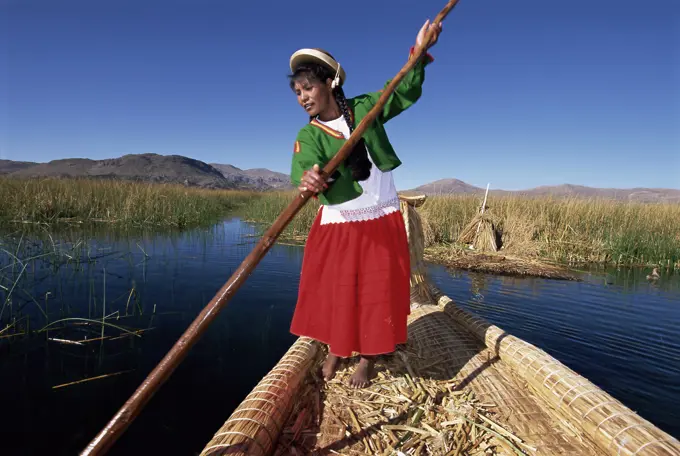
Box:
[299,164,327,194]
[416,19,443,50]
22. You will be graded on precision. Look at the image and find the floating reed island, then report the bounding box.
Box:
[200,195,679,456]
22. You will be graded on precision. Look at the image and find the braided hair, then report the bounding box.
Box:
[289,60,372,181]
[333,86,372,181]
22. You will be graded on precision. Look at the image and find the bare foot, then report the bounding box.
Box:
[322,353,339,381]
[349,356,374,388]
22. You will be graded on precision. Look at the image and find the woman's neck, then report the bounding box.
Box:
[317,99,341,122]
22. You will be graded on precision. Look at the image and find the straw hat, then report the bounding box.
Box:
[289,48,346,88]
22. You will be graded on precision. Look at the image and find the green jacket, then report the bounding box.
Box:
[290,50,434,205]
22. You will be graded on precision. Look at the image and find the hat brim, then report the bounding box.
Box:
[289,49,346,86]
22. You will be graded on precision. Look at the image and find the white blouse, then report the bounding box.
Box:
[315,115,400,225]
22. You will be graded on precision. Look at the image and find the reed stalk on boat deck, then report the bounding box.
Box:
[80,2,461,454]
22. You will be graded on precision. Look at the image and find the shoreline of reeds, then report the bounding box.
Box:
[1,178,678,270]
[0,177,258,229]
[417,193,680,270]
[240,191,680,270]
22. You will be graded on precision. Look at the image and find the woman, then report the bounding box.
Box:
[288,20,441,388]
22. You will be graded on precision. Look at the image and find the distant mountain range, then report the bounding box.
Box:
[407,179,680,203]
[1,155,677,202]
[0,154,293,191]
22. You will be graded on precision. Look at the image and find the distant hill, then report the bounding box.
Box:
[241,168,293,190]
[517,184,680,203]
[1,154,294,191]
[8,154,235,189]
[0,159,38,174]
[408,179,680,203]
[210,164,292,190]
[408,178,484,195]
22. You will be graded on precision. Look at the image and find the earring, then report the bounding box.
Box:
[331,64,342,89]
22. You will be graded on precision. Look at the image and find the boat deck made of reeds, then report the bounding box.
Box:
[272,301,606,455]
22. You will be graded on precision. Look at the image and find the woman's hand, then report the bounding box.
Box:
[416,19,443,49]
[299,164,327,194]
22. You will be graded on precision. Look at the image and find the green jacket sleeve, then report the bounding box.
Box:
[290,128,325,188]
[366,48,434,123]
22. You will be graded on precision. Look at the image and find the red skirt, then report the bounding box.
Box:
[290,209,411,358]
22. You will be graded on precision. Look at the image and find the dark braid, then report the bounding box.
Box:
[333,87,372,181]
[288,61,372,182]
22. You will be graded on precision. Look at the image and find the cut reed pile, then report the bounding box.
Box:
[275,347,528,456]
[457,214,500,253]
[425,250,579,280]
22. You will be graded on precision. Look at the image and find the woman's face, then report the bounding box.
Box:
[292,76,332,117]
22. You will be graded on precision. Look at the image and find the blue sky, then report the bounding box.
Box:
[1,0,678,190]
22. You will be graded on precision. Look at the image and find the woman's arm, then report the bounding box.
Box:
[363,20,442,123]
[290,129,327,194]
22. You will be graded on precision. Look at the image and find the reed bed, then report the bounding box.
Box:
[240,191,680,269]
[419,194,680,268]
[0,177,256,228]
[0,232,152,340]
[0,232,157,394]
[3,177,677,267]
[240,191,320,241]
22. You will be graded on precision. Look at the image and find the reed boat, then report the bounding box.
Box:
[199,196,679,456]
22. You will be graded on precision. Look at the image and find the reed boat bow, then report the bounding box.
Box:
[200,196,679,456]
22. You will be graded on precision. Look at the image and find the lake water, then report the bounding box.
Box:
[0,218,678,455]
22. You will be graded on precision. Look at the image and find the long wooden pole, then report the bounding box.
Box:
[81,1,461,454]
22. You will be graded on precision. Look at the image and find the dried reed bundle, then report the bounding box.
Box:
[458,214,500,252]
[399,195,436,306]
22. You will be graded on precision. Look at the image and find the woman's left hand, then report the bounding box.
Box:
[416,19,443,49]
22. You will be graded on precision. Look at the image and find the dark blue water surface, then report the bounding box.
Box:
[0,218,678,455]
[0,219,302,456]
[429,265,680,439]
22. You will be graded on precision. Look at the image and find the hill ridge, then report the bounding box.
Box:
[1,155,677,201]
[1,154,293,191]
[407,178,680,203]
